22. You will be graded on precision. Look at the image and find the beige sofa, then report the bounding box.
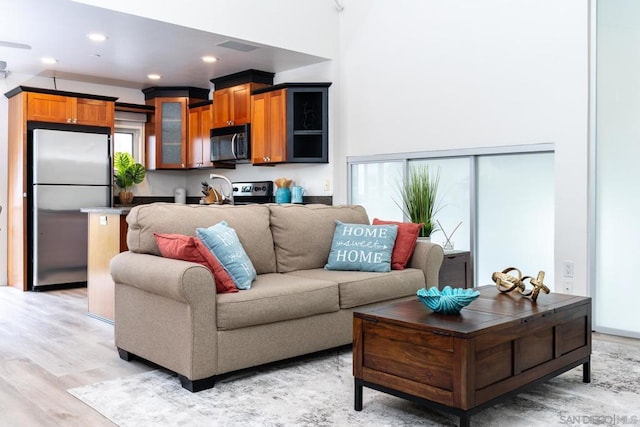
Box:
[110,203,444,392]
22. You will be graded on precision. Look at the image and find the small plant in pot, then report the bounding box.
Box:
[114,152,146,205]
[398,165,442,239]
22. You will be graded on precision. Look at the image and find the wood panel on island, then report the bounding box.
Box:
[83,208,130,323]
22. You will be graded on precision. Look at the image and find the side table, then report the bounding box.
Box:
[439,250,473,289]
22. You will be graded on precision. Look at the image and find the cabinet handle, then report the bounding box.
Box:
[67,118,72,123]
[73,118,78,124]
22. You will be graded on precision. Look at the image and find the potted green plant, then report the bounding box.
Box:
[114,152,146,205]
[398,165,442,238]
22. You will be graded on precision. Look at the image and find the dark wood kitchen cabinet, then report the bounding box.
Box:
[143,86,209,170]
[212,83,264,128]
[187,101,236,170]
[251,83,331,165]
[210,70,273,129]
[251,88,287,164]
[188,102,213,168]
[4,86,117,291]
[26,91,114,127]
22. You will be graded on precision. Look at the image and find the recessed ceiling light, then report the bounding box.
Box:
[147,73,161,80]
[201,56,218,63]
[41,57,58,65]
[88,33,108,42]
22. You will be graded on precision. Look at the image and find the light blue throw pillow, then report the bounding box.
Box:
[325,221,398,272]
[196,221,257,290]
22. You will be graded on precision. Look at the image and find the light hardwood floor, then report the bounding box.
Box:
[0,286,153,426]
[1,285,639,426]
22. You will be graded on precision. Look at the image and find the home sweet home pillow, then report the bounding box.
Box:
[324,221,398,272]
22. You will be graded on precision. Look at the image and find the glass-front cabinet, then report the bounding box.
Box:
[159,97,187,168]
[143,87,209,170]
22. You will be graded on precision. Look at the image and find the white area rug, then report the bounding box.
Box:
[69,339,640,426]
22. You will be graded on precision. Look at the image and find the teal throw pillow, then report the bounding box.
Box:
[325,221,398,272]
[196,221,257,290]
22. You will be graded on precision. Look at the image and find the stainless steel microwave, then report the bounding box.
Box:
[210,124,250,162]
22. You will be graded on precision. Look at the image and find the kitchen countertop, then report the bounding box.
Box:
[81,207,132,215]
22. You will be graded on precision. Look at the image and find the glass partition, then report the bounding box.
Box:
[476,152,554,286]
[350,162,404,221]
[409,158,471,251]
[349,147,554,289]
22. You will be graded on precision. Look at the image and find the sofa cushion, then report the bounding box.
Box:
[216,273,339,330]
[196,222,257,290]
[372,218,422,270]
[269,204,370,273]
[325,221,398,273]
[126,203,277,274]
[154,232,237,293]
[286,268,425,309]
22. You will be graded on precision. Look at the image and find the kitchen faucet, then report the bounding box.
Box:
[209,174,234,205]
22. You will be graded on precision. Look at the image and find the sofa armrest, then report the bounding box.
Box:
[408,240,444,288]
[110,252,217,305]
[110,251,218,382]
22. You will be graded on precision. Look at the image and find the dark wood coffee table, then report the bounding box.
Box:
[353,285,591,427]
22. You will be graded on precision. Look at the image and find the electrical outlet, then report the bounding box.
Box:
[563,280,573,294]
[563,261,574,278]
[324,179,331,192]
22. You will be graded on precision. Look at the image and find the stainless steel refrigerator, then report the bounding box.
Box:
[31,128,111,290]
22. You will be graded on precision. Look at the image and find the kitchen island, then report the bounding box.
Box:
[81,207,131,323]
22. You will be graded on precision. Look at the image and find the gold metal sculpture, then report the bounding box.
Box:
[492,267,550,302]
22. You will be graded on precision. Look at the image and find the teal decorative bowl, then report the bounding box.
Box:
[417,286,480,315]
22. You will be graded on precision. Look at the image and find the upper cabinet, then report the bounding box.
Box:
[212,84,252,128]
[210,70,274,129]
[251,89,287,164]
[5,87,116,128]
[143,87,209,170]
[251,83,331,165]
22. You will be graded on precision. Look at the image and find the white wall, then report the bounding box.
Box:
[338,0,590,294]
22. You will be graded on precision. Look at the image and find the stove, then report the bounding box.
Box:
[232,181,274,204]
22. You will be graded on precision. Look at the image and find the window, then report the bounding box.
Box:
[114,131,134,157]
[348,145,554,287]
[114,113,146,164]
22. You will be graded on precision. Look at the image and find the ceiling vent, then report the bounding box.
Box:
[217,40,259,52]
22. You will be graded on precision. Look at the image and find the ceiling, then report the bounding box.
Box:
[0,0,328,90]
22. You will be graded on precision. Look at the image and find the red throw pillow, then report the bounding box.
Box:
[372,219,422,270]
[154,233,237,293]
